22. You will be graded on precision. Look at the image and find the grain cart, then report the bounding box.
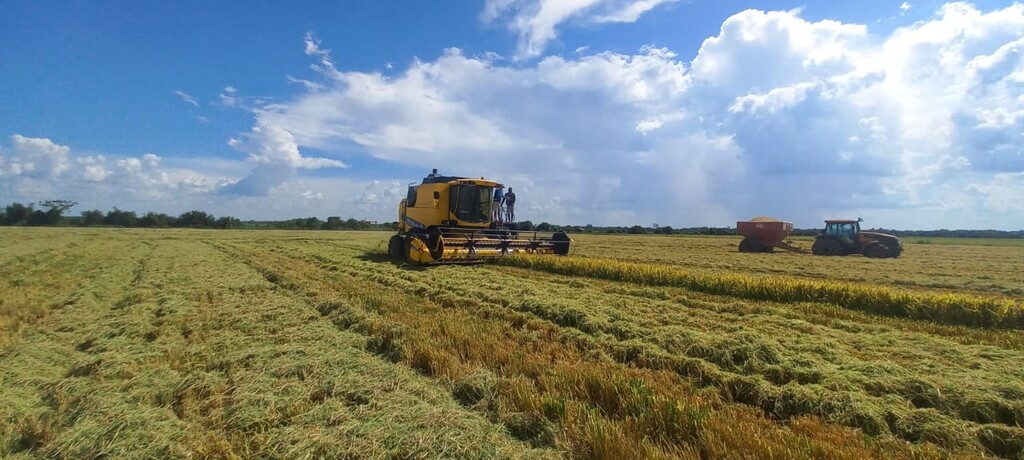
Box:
[736,217,805,253]
[388,173,571,264]
[736,217,902,258]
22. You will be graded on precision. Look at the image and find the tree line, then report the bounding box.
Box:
[0,200,397,231]
[1,201,243,229]
[2,200,1020,237]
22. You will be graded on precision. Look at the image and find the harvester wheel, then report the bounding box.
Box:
[738,237,765,253]
[811,238,845,256]
[864,243,891,259]
[387,235,404,258]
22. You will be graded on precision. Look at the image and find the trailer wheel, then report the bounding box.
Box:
[738,237,765,253]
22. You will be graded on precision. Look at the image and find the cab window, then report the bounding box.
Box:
[448,185,492,223]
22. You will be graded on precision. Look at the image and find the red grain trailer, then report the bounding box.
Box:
[736,218,804,253]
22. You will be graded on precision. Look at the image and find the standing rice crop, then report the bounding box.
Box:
[496,256,1024,329]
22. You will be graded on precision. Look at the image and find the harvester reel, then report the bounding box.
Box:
[426,227,445,260]
[811,238,846,256]
[405,233,436,264]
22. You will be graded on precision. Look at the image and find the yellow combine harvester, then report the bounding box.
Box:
[387,173,571,264]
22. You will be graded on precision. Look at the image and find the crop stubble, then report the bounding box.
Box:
[1,228,1022,459]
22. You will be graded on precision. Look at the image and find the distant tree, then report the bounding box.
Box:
[23,200,78,226]
[302,217,322,230]
[536,222,552,232]
[628,225,646,234]
[323,216,343,230]
[40,200,77,223]
[139,212,175,228]
[657,225,674,235]
[215,216,241,229]
[104,208,138,227]
[27,210,50,226]
[4,203,32,225]
[177,210,215,228]
[343,218,360,230]
[81,209,105,226]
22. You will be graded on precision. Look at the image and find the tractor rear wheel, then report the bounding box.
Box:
[864,242,891,259]
[738,237,765,253]
[812,238,846,256]
[388,235,404,258]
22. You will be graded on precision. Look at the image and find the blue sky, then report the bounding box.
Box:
[2,1,1022,229]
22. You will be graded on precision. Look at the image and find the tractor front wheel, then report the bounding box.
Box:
[864,243,892,259]
[812,238,846,256]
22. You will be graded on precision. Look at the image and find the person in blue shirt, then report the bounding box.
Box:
[492,185,505,224]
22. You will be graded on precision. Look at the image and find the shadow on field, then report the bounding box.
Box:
[359,251,489,270]
[358,252,431,271]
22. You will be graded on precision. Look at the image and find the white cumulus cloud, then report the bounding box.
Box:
[250,4,1024,228]
[2,135,72,178]
[482,0,675,59]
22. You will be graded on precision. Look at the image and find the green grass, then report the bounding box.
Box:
[2,228,1023,459]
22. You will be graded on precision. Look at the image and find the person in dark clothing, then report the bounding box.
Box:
[492,185,505,224]
[504,187,516,223]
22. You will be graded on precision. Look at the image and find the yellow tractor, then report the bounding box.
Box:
[388,173,571,264]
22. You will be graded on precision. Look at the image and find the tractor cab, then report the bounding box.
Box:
[823,220,859,245]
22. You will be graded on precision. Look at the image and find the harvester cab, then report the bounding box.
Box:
[387,173,571,264]
[812,218,902,258]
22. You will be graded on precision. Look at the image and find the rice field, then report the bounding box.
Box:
[1,228,1022,459]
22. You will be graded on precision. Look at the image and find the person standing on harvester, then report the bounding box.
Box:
[492,185,505,224]
[504,187,516,223]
